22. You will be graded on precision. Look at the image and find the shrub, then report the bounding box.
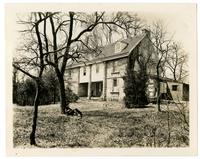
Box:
[124,47,149,108]
[13,71,60,106]
[65,87,79,103]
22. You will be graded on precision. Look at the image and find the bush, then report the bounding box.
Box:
[13,71,60,106]
[13,69,79,106]
[14,79,36,106]
[65,87,79,103]
[124,48,149,108]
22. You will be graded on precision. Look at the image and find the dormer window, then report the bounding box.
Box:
[115,42,121,53]
[115,41,128,53]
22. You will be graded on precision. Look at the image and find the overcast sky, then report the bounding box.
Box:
[135,4,196,56]
[8,3,196,56]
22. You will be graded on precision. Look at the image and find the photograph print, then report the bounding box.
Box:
[6,3,197,156]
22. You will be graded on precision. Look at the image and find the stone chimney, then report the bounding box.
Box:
[142,29,150,38]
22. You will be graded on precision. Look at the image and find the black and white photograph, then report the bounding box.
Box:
[5,3,197,156]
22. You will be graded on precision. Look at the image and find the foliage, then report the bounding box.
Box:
[13,79,36,106]
[13,78,52,106]
[65,87,79,103]
[124,46,149,108]
[13,71,79,106]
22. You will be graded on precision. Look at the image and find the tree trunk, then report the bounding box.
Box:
[53,86,56,104]
[30,80,40,145]
[156,79,161,112]
[57,73,68,114]
[156,65,161,112]
[167,104,171,147]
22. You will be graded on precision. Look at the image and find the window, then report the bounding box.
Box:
[96,64,99,73]
[83,67,86,76]
[113,61,118,73]
[172,85,178,91]
[115,41,127,53]
[113,78,117,87]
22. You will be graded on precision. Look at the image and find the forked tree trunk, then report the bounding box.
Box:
[30,80,41,145]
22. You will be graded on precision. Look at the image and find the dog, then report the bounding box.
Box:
[65,107,82,118]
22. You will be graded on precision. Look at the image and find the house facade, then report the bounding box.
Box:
[65,30,189,102]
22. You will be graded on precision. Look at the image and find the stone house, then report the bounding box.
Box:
[65,30,189,102]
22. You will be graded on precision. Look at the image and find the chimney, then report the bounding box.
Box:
[142,29,150,38]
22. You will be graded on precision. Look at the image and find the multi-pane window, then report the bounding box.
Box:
[83,67,86,76]
[113,61,118,73]
[113,78,117,87]
[172,85,178,91]
[96,64,99,73]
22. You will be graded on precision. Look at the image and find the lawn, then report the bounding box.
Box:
[13,99,189,148]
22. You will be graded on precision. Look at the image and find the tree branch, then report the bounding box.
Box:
[13,63,37,79]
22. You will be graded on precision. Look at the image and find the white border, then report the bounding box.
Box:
[1,0,199,159]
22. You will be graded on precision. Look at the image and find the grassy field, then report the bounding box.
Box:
[13,99,189,148]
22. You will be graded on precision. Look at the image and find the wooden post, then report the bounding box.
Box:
[77,67,80,95]
[102,62,107,101]
[87,64,92,99]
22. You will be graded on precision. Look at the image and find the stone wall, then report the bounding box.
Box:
[64,36,158,101]
[106,58,127,101]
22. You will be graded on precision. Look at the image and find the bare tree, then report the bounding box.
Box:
[166,42,188,81]
[13,12,54,145]
[149,20,173,112]
[129,13,145,36]
[15,12,146,115]
[41,12,138,113]
[100,12,145,44]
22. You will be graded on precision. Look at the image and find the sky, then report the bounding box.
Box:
[8,3,196,56]
[136,4,196,82]
[135,4,196,56]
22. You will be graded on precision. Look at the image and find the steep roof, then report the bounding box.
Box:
[67,34,146,68]
[96,35,145,59]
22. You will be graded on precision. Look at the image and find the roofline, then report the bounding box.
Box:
[66,52,129,69]
[149,75,189,85]
[127,34,146,56]
[66,34,146,69]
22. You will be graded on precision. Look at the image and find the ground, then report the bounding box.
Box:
[13,99,189,148]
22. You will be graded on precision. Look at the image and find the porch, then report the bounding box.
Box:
[78,81,103,99]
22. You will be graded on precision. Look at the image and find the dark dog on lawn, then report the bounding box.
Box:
[65,107,82,118]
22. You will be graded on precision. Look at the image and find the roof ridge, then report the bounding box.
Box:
[67,34,146,67]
